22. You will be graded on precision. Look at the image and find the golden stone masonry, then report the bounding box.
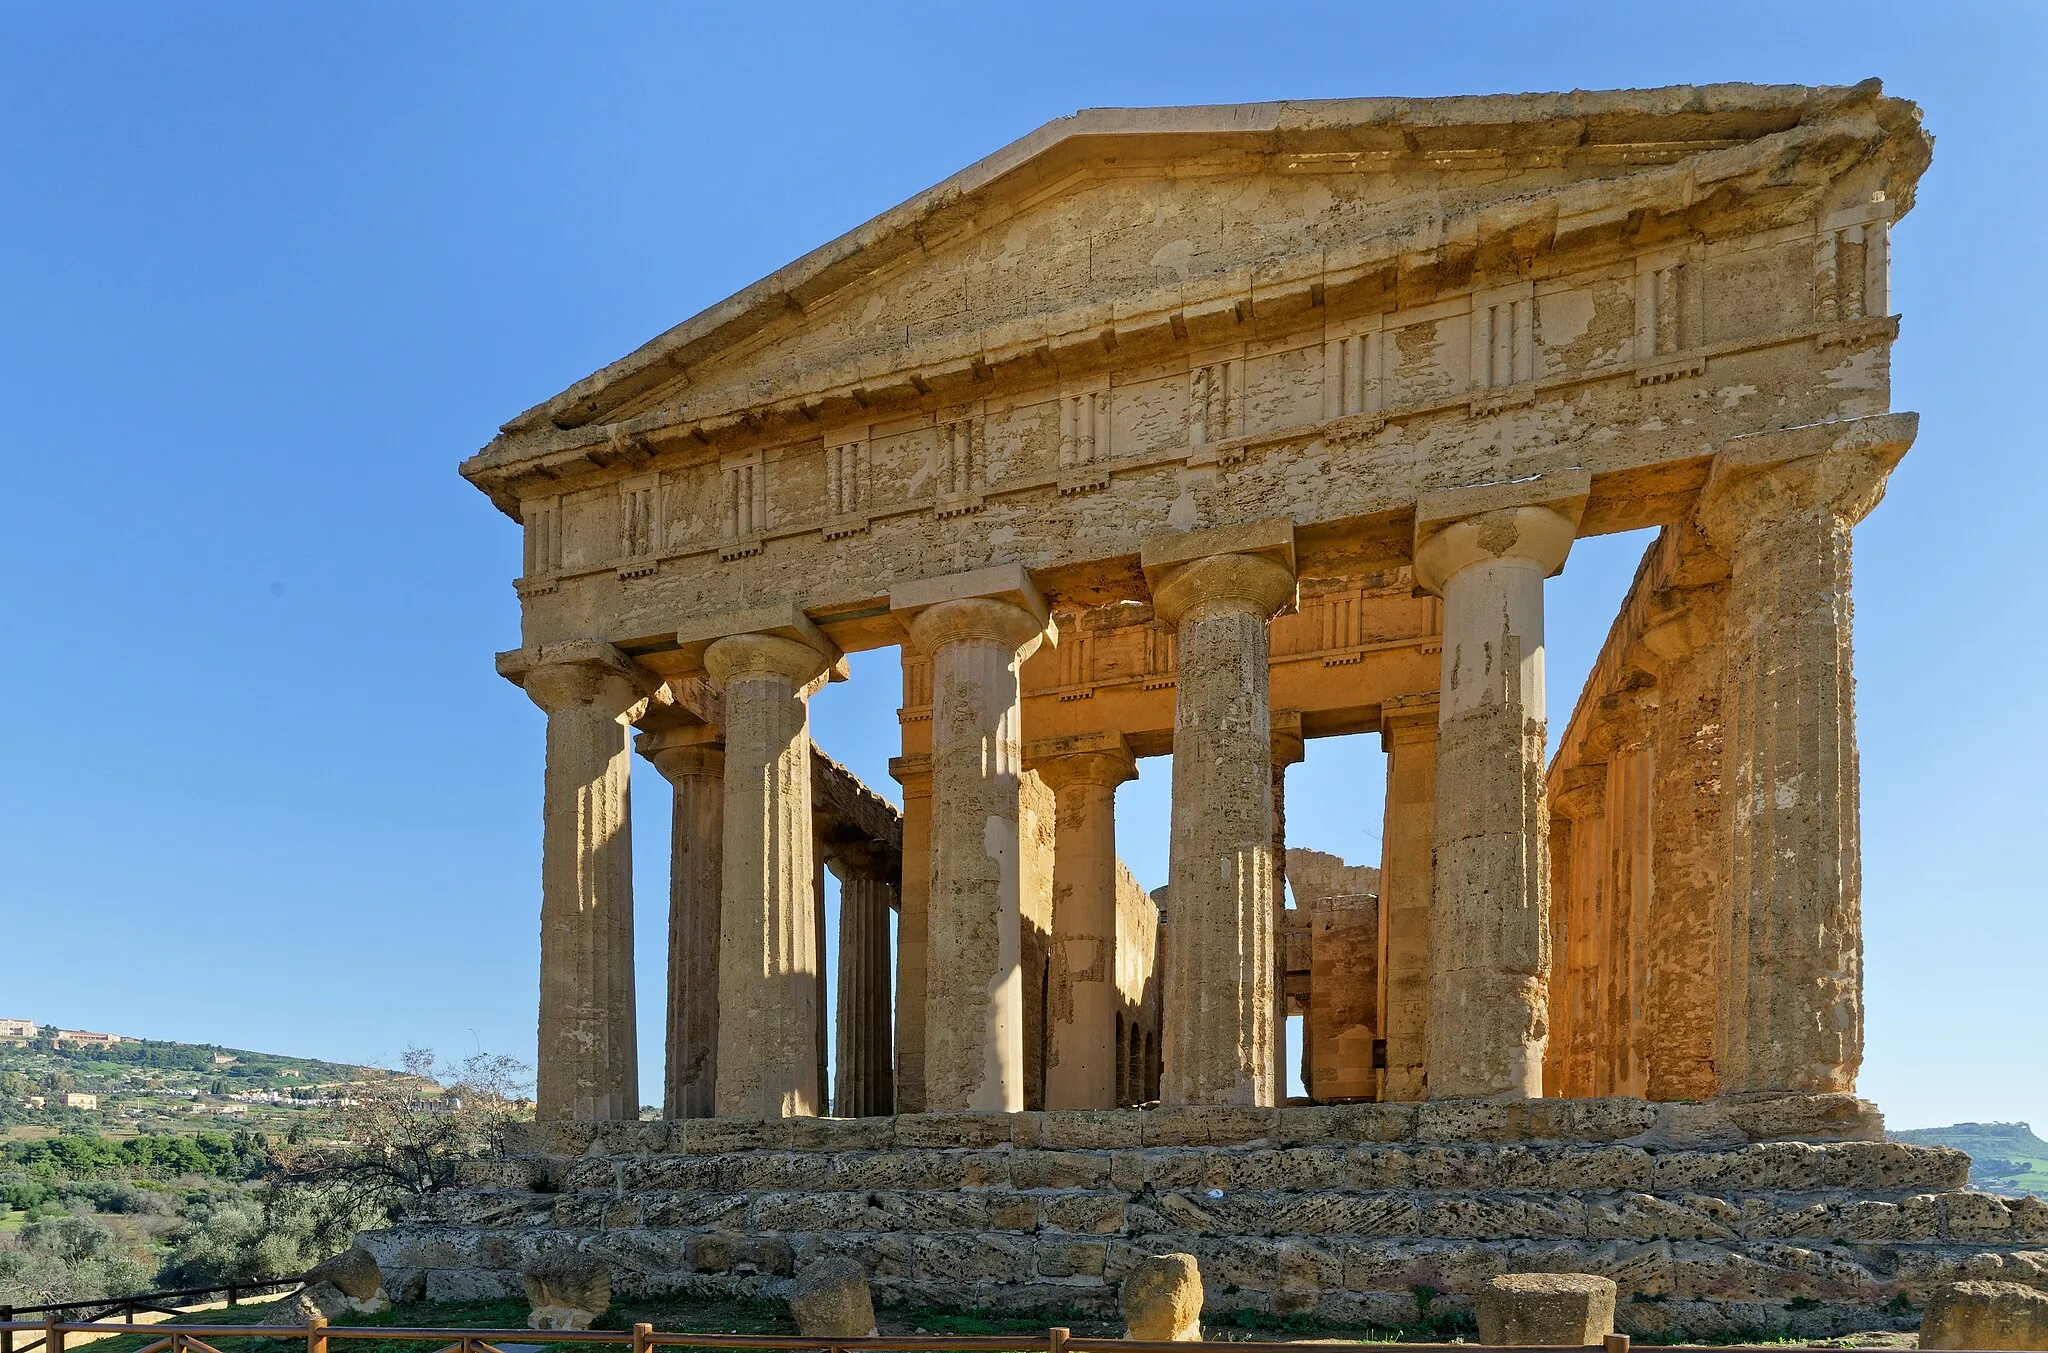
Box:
[363,85,2048,1337]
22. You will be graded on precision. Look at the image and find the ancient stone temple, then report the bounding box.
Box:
[368,83,2048,1336]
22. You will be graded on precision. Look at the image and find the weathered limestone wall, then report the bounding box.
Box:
[378,1096,2048,1340]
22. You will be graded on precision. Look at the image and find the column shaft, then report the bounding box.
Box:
[1641,585,1727,1101]
[639,736,723,1119]
[1377,703,1437,1102]
[911,598,1047,1112]
[1154,552,1296,1107]
[834,868,896,1117]
[1038,744,1137,1110]
[513,649,648,1123]
[1416,502,1576,1099]
[890,760,932,1113]
[706,633,829,1118]
[1720,507,1862,1093]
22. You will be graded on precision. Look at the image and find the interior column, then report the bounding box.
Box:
[893,566,1052,1112]
[636,723,724,1119]
[1376,695,1437,1102]
[1034,734,1138,1110]
[832,848,896,1117]
[1146,526,1297,1107]
[700,626,835,1118]
[498,641,650,1122]
[1413,483,1581,1099]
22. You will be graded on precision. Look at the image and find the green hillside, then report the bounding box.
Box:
[1,1024,384,1142]
[1889,1121,2048,1197]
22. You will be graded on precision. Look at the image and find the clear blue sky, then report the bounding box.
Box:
[2,2,2040,1130]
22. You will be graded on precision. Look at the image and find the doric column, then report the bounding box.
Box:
[497,641,653,1122]
[1270,713,1305,1097]
[1032,733,1138,1111]
[1697,418,1909,1095]
[1546,766,1604,1099]
[636,721,724,1120]
[1143,520,1298,1107]
[1582,688,1656,1098]
[891,564,1053,1112]
[683,606,839,1118]
[888,755,932,1112]
[1377,694,1437,1102]
[1632,581,1728,1101]
[832,847,896,1118]
[1413,476,1584,1099]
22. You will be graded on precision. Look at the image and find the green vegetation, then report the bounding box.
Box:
[1889,1121,2048,1197]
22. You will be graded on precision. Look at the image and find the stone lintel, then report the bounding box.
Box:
[495,638,659,695]
[1378,693,1440,749]
[674,601,844,676]
[887,562,1050,631]
[1139,516,1297,596]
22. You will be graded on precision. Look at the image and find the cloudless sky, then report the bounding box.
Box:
[2,2,2041,1130]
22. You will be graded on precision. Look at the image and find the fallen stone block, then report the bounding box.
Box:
[1923,1280,2048,1350]
[292,1247,391,1320]
[1122,1252,1203,1341]
[789,1256,878,1338]
[1476,1273,1617,1346]
[522,1257,611,1330]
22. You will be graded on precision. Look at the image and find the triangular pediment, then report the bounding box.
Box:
[467,82,1927,508]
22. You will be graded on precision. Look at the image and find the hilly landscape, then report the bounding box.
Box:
[1888,1120,2048,1197]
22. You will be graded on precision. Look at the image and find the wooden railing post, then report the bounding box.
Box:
[307,1313,327,1353]
[43,1321,61,1353]
[632,1323,651,1353]
[1049,1326,1069,1353]
[1603,1335,1630,1353]
[2,1304,13,1353]
[225,1286,237,1308]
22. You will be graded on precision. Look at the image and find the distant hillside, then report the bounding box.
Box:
[1889,1121,2048,1197]
[0,1024,387,1140]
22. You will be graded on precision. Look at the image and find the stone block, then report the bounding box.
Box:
[426,1267,521,1302]
[1267,1191,1419,1238]
[1009,1112,1045,1148]
[1552,1145,1655,1191]
[1036,1238,1109,1278]
[1277,1103,1416,1145]
[1475,1273,1616,1345]
[824,1149,1007,1190]
[1009,1150,1110,1189]
[1121,1252,1203,1340]
[717,1151,828,1190]
[749,1190,872,1231]
[678,1117,794,1153]
[523,1257,611,1330]
[1419,1194,1585,1240]
[1923,1280,2048,1350]
[1346,1146,1419,1189]
[1039,1110,1144,1149]
[1586,1192,1738,1243]
[640,1191,749,1228]
[792,1117,895,1151]
[990,1194,1041,1231]
[591,1121,673,1155]
[912,1233,1036,1283]
[1141,1105,1279,1147]
[864,1189,992,1231]
[1411,1145,1495,1189]
[1211,1146,1345,1190]
[895,1111,1014,1147]
[1640,1103,1747,1151]
[788,1257,878,1338]
[1040,1193,1126,1235]
[1721,1093,1883,1143]
[561,1156,620,1193]
[1419,1098,1576,1143]
[1569,1098,1661,1141]
[620,1155,722,1190]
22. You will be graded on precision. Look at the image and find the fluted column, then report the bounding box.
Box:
[1634,582,1728,1101]
[1414,486,1580,1099]
[1377,695,1438,1103]
[1034,735,1138,1110]
[889,756,932,1112]
[1698,424,1905,1094]
[1546,766,1604,1099]
[703,630,834,1118]
[1150,547,1297,1106]
[896,573,1051,1112]
[637,726,724,1119]
[833,850,896,1118]
[499,641,651,1122]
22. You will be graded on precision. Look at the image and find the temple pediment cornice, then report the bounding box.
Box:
[464,83,1927,515]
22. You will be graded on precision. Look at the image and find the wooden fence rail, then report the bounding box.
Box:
[0,1324,1983,1353]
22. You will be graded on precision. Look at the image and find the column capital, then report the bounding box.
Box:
[635,721,725,783]
[1411,470,1588,596]
[1028,732,1139,791]
[497,640,657,718]
[1378,694,1440,748]
[888,754,933,797]
[1550,764,1607,822]
[1270,709,1306,768]
[1629,583,1728,674]
[891,562,1053,658]
[1141,517,1298,627]
[703,632,835,691]
[677,600,843,682]
[1581,685,1658,760]
[1696,412,1916,548]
